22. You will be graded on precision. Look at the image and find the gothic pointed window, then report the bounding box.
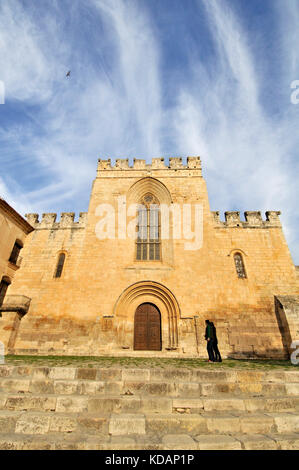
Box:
[136,194,161,260]
[234,253,247,278]
[54,253,66,278]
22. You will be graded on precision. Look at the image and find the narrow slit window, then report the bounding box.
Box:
[54,253,66,278]
[234,253,247,278]
[136,194,161,261]
[9,241,22,265]
[0,278,10,306]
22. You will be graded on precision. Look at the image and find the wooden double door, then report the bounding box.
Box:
[134,303,162,351]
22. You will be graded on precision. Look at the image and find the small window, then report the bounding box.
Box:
[9,241,23,265]
[234,253,247,278]
[0,277,11,305]
[54,253,66,278]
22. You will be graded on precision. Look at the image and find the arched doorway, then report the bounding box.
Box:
[134,303,161,351]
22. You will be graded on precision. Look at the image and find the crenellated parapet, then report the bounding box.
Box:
[212,211,282,228]
[25,212,88,230]
[97,156,202,175]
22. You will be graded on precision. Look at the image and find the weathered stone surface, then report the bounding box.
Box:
[271,434,299,450]
[49,415,78,433]
[0,439,20,450]
[32,367,50,379]
[264,371,286,383]
[177,383,201,397]
[56,396,88,413]
[0,367,12,378]
[0,411,19,432]
[97,369,122,381]
[150,369,191,382]
[146,414,208,435]
[77,380,105,395]
[203,398,246,412]
[54,380,78,395]
[88,397,121,413]
[105,381,123,394]
[261,383,286,396]
[17,439,53,450]
[76,438,109,450]
[195,434,242,450]
[284,371,299,383]
[122,369,150,382]
[201,383,238,396]
[77,368,97,380]
[172,398,204,413]
[162,434,197,450]
[0,379,30,393]
[77,414,108,434]
[15,414,50,434]
[120,397,141,412]
[206,414,241,434]
[109,414,146,436]
[29,380,54,394]
[108,436,137,450]
[285,383,299,396]
[140,397,172,413]
[49,368,76,380]
[122,381,176,396]
[192,371,230,383]
[16,366,32,376]
[266,412,299,433]
[236,371,265,384]
[235,434,277,450]
[239,414,275,434]
[239,383,263,394]
[5,396,56,411]
[0,362,298,450]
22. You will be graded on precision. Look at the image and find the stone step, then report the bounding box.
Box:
[0,393,298,413]
[0,409,298,437]
[1,377,297,397]
[0,430,298,450]
[1,365,299,385]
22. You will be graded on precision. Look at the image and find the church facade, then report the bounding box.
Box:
[1,157,298,358]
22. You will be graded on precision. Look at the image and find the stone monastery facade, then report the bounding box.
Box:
[1,156,298,358]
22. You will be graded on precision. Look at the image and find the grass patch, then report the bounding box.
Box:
[2,355,298,370]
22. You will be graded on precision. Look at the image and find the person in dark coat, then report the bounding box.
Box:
[210,322,222,362]
[205,320,215,362]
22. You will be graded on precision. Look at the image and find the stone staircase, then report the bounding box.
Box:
[0,365,298,450]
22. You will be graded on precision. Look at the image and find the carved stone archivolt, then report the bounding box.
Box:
[127,177,172,206]
[113,281,180,350]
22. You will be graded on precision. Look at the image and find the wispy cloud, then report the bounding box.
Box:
[0,0,162,212]
[0,0,298,262]
[172,0,299,262]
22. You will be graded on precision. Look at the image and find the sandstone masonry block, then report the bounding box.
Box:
[109,414,146,436]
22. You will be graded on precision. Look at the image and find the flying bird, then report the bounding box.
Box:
[66,70,71,78]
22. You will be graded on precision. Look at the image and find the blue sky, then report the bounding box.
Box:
[0,0,298,263]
